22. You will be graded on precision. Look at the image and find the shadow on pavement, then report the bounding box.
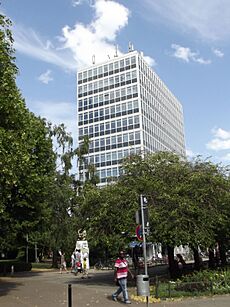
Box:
[0,279,23,297]
[65,270,115,287]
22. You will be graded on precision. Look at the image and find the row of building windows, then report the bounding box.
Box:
[78,70,137,96]
[79,115,140,138]
[78,85,138,112]
[86,130,141,152]
[78,56,136,83]
[142,112,184,148]
[80,146,142,183]
[143,125,184,156]
[83,146,141,168]
[78,100,139,124]
[141,89,184,136]
[139,63,182,114]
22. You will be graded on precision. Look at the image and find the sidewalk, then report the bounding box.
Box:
[0,269,229,307]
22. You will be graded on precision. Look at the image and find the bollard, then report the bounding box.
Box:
[11,265,14,276]
[68,284,72,307]
[155,276,159,299]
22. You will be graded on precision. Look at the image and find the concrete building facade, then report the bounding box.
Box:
[77,50,185,185]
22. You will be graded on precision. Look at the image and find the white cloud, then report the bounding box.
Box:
[206,128,230,151]
[213,128,230,140]
[60,0,130,68]
[186,148,196,158]
[221,153,230,161]
[171,44,211,64]
[72,0,93,6]
[13,0,133,71]
[72,0,84,6]
[207,139,230,151]
[143,55,156,67]
[212,48,224,58]
[38,70,53,84]
[144,0,230,42]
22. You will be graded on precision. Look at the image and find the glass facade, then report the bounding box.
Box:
[77,51,185,185]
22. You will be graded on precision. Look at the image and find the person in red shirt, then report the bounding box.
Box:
[112,250,134,304]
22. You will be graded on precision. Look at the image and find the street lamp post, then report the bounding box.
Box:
[26,234,29,263]
[140,194,149,307]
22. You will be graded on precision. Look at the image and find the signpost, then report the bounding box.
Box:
[136,225,143,241]
[137,194,150,307]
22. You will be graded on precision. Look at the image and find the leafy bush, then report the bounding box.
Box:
[178,268,230,294]
[175,281,209,292]
[0,261,32,273]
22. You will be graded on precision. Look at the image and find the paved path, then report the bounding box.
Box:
[0,269,229,307]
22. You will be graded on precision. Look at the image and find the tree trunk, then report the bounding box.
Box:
[167,245,179,279]
[208,248,215,269]
[218,241,227,266]
[52,249,59,268]
[192,247,201,271]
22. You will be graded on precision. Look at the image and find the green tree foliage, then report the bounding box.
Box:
[75,182,138,260]
[0,14,56,252]
[120,152,230,275]
[121,152,229,247]
[44,123,81,266]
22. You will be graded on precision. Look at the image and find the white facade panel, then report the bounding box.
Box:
[77,51,185,185]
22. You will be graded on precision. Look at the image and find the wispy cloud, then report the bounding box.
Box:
[186,148,197,158]
[143,55,156,67]
[144,0,230,42]
[38,70,53,84]
[221,153,230,161]
[14,25,76,71]
[206,128,230,150]
[72,0,84,6]
[72,0,93,6]
[29,99,77,139]
[171,44,211,64]
[13,0,148,71]
[212,48,224,58]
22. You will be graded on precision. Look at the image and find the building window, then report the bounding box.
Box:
[98,66,103,75]
[106,137,110,145]
[114,61,119,70]
[112,167,118,177]
[123,133,128,143]
[78,72,82,81]
[131,56,136,65]
[111,120,116,129]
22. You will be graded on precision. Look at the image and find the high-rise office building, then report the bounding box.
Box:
[77,50,185,185]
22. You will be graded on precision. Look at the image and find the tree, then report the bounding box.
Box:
[75,182,137,261]
[0,14,56,254]
[120,152,230,277]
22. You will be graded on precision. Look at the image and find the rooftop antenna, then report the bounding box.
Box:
[114,45,118,57]
[107,55,110,59]
[92,55,95,64]
[128,41,132,52]
[129,41,134,52]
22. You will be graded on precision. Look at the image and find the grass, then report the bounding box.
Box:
[31,262,53,270]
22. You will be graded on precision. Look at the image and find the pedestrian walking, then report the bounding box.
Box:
[59,251,68,274]
[112,250,134,304]
[82,257,89,278]
[71,251,76,272]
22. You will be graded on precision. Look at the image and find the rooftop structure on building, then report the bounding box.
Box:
[77,48,186,185]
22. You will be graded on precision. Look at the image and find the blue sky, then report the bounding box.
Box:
[1,0,230,164]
